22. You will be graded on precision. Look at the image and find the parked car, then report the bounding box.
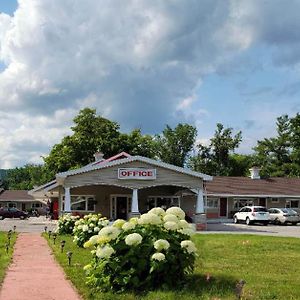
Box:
[233,206,269,225]
[0,207,29,220]
[268,208,300,225]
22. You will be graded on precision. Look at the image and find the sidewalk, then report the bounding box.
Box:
[0,233,81,300]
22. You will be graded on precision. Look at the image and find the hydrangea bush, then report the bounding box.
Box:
[73,214,109,247]
[84,207,197,292]
[57,213,80,235]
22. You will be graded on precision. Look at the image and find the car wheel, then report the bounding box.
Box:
[275,218,281,225]
[292,222,298,226]
[20,215,25,220]
[0,215,4,220]
[246,217,251,225]
[233,216,239,224]
[263,221,268,226]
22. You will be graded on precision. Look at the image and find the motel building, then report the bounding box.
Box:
[30,152,212,229]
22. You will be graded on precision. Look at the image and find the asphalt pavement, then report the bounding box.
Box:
[203,222,300,238]
[0,216,57,233]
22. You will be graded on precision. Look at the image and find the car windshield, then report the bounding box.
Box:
[281,209,290,213]
[286,208,297,215]
[253,207,267,212]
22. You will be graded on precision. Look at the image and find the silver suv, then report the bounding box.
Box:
[233,206,269,225]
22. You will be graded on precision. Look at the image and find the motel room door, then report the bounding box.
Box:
[219,198,227,217]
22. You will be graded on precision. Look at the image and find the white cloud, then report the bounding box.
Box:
[1,0,300,167]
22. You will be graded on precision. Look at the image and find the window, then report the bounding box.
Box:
[271,198,279,203]
[205,198,219,208]
[286,200,299,209]
[233,199,253,210]
[62,195,96,212]
[7,202,17,208]
[147,196,180,210]
[32,203,42,208]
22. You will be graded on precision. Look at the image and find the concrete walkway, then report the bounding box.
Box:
[0,233,81,300]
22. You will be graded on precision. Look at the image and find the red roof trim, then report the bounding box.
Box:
[92,152,131,166]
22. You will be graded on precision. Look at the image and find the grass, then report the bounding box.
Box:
[0,231,17,284]
[45,233,300,300]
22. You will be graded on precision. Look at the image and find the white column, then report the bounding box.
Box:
[131,189,139,213]
[196,188,204,214]
[64,187,71,212]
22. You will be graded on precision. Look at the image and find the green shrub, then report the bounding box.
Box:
[57,213,80,235]
[73,214,109,247]
[84,207,196,292]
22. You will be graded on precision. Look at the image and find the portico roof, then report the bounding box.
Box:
[56,155,213,181]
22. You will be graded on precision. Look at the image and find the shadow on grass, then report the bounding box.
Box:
[86,274,239,300]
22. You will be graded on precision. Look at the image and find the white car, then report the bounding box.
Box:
[268,208,300,225]
[233,206,269,225]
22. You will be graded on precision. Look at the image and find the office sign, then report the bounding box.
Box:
[118,168,156,180]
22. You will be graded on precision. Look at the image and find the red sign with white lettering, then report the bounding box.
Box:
[118,168,156,180]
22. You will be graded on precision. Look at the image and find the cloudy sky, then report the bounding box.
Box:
[1,0,300,169]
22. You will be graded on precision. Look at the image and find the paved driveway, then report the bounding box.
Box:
[0,217,57,233]
[203,222,300,238]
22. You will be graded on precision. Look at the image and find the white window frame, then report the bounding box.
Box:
[62,195,96,212]
[233,198,254,210]
[286,199,299,209]
[147,196,180,211]
[32,203,42,208]
[205,198,219,209]
[271,198,279,203]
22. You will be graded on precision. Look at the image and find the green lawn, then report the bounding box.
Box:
[45,233,300,300]
[0,232,17,284]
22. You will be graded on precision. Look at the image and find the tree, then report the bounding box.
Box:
[253,114,300,177]
[189,123,242,175]
[5,164,47,190]
[155,124,197,167]
[44,108,121,175]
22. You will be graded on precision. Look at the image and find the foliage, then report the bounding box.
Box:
[253,114,300,177]
[73,214,109,247]
[43,108,157,176]
[0,232,17,284]
[155,124,197,167]
[57,213,80,235]
[84,207,196,292]
[4,164,51,190]
[189,123,242,176]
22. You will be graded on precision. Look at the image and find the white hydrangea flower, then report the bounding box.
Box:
[89,223,95,228]
[94,227,100,232]
[129,217,139,224]
[178,220,189,229]
[166,207,185,220]
[148,207,166,217]
[177,228,195,236]
[77,225,83,230]
[164,221,178,231]
[181,240,197,254]
[163,214,179,223]
[99,219,109,226]
[113,219,126,229]
[138,213,162,225]
[75,220,80,226]
[98,226,120,240]
[122,222,136,231]
[82,225,89,232]
[91,217,98,222]
[89,235,99,245]
[96,245,115,259]
[154,239,170,251]
[151,252,166,261]
[125,233,143,246]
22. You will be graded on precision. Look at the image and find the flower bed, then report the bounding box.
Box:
[84,207,196,292]
[57,213,80,235]
[73,214,109,247]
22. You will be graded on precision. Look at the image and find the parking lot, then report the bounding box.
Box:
[0,217,57,233]
[204,222,300,238]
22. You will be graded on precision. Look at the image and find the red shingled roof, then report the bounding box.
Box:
[0,190,34,201]
[205,176,300,196]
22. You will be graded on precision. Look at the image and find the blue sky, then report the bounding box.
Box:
[1,1,300,168]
